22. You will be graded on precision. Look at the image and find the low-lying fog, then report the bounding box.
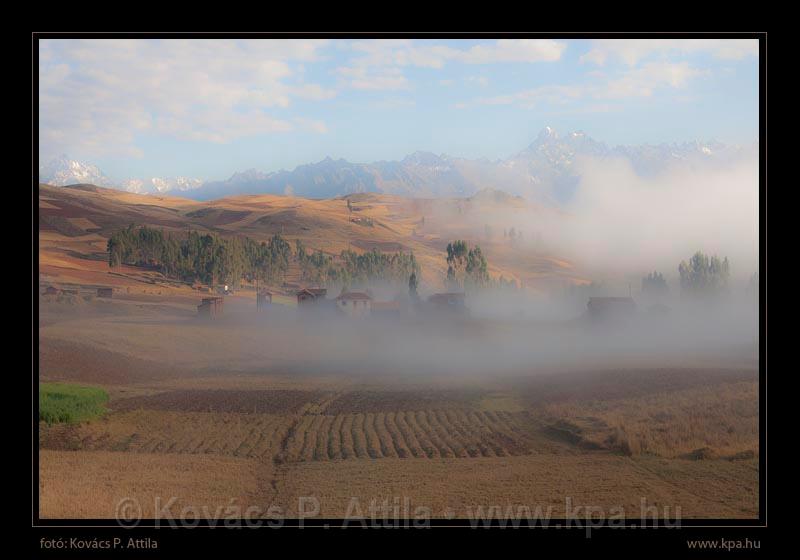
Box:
[45,152,760,379]
[231,292,758,378]
[247,153,759,377]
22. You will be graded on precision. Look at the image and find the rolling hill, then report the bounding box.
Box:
[38,183,581,293]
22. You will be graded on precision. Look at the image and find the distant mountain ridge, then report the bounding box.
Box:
[39,155,114,188]
[39,155,202,195]
[39,128,753,203]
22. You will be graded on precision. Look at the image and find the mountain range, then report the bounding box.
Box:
[39,127,753,204]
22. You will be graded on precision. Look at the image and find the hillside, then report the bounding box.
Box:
[39,183,582,294]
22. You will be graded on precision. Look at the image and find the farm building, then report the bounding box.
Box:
[96,287,113,298]
[587,297,637,322]
[257,290,273,310]
[43,286,60,296]
[198,296,224,319]
[61,288,79,296]
[296,288,328,306]
[336,291,373,318]
[428,292,466,312]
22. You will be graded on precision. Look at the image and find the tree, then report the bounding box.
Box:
[408,271,419,301]
[678,251,730,298]
[642,271,668,297]
[444,240,491,290]
[446,240,468,270]
[446,265,456,287]
[445,240,468,288]
[465,245,490,289]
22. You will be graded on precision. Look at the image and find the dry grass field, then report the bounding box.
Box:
[36,184,760,521]
[39,450,263,519]
[38,328,759,520]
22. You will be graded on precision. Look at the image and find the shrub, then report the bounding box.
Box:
[39,383,109,425]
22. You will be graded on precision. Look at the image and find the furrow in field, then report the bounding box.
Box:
[328,415,344,461]
[415,411,454,458]
[340,414,355,460]
[375,412,399,459]
[384,412,412,458]
[364,413,384,459]
[428,410,467,458]
[301,416,325,461]
[444,409,482,457]
[394,411,427,458]
[315,416,334,461]
[351,414,368,459]
[462,409,495,457]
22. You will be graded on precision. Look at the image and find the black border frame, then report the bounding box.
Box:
[32,30,767,552]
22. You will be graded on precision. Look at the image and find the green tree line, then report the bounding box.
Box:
[108,225,418,289]
[296,239,419,287]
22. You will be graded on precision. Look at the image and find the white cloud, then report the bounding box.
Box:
[463,62,701,108]
[475,84,583,109]
[39,39,333,158]
[580,38,758,66]
[598,62,702,98]
[335,65,409,91]
[337,39,566,91]
[458,39,566,64]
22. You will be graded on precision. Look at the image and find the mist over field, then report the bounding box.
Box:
[36,37,763,525]
[554,153,760,280]
[239,305,758,378]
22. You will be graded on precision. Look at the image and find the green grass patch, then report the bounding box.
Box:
[39,383,109,425]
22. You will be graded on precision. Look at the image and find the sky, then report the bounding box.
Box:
[38,37,759,181]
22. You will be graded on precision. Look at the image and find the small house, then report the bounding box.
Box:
[586,297,637,322]
[43,286,60,296]
[428,292,466,312]
[336,291,372,317]
[257,290,273,310]
[198,296,224,319]
[96,287,113,298]
[296,288,328,306]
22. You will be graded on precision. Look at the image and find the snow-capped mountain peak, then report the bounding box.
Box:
[39,155,113,187]
[539,126,558,141]
[39,156,203,196]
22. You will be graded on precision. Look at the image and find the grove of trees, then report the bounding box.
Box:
[108,224,419,290]
[446,239,490,290]
[678,251,730,297]
[641,271,669,297]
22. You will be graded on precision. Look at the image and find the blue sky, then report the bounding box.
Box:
[39,38,759,181]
